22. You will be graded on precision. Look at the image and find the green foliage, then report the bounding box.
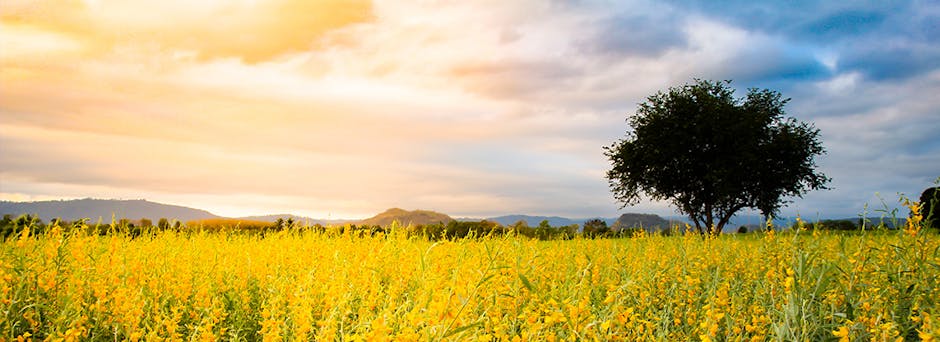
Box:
[582,219,610,238]
[403,219,584,241]
[920,186,939,229]
[1,214,45,240]
[814,219,860,231]
[605,79,829,235]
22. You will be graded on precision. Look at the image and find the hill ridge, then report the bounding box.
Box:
[359,208,454,227]
[0,198,219,222]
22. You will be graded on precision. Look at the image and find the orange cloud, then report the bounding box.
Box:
[0,0,629,218]
[1,0,373,63]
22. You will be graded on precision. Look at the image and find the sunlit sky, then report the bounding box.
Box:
[1,0,938,219]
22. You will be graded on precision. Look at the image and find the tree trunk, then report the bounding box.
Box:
[714,204,745,236]
[690,216,703,235]
[714,214,732,236]
[705,206,715,236]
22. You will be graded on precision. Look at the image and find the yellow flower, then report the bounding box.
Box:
[833,326,850,342]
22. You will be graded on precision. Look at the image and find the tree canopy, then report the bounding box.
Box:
[605,79,830,235]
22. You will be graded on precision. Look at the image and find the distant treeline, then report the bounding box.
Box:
[789,218,914,231]
[1,214,657,241]
[3,213,930,241]
[733,217,919,233]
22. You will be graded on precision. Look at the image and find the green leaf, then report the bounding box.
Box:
[519,274,536,292]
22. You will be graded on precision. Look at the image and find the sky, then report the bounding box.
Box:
[1,0,938,219]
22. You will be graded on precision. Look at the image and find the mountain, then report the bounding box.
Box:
[359,208,454,227]
[0,199,219,222]
[611,213,677,231]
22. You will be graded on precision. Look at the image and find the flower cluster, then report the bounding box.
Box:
[1,219,937,340]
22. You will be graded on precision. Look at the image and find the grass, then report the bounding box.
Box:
[1,221,938,341]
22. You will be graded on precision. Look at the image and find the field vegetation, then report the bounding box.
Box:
[1,203,938,341]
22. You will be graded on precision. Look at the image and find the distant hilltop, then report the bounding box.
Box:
[359,208,454,227]
[0,198,219,222]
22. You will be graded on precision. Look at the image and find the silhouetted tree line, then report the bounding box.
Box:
[261,219,582,240]
[773,219,863,231]
[1,214,175,240]
[1,214,197,240]
[2,213,665,241]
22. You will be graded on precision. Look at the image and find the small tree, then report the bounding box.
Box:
[535,220,553,240]
[510,220,532,236]
[117,218,134,230]
[605,79,830,235]
[583,219,609,237]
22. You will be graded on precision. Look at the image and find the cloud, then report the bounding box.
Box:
[677,19,832,87]
[661,1,905,38]
[1,0,938,219]
[799,10,888,39]
[838,46,940,81]
[575,3,688,58]
[0,0,373,63]
[784,71,940,216]
[663,0,940,82]
[448,60,585,102]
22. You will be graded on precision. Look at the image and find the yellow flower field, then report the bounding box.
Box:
[2,224,938,341]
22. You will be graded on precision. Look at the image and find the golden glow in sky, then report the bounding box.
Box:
[0,0,625,218]
[1,0,937,218]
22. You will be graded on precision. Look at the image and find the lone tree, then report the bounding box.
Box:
[605,79,830,235]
